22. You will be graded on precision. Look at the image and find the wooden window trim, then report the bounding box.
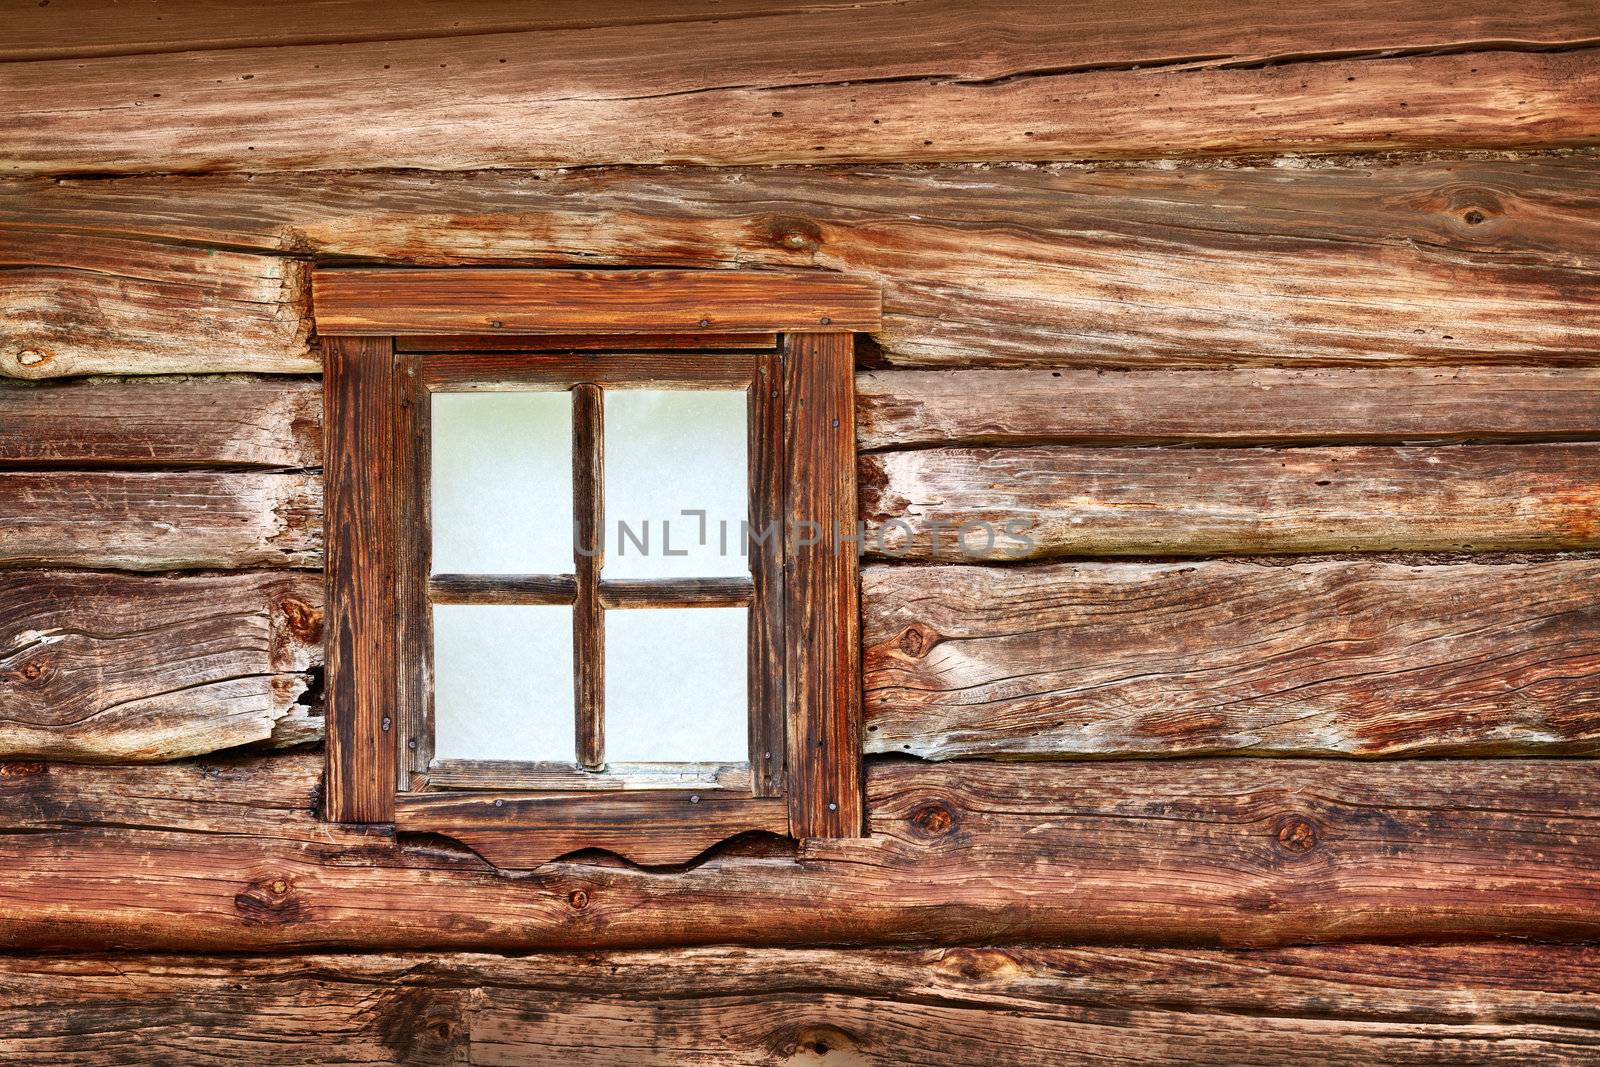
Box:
[317,269,878,869]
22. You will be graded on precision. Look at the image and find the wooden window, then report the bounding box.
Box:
[315,269,879,868]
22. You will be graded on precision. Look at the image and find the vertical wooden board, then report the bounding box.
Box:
[572,382,605,771]
[323,336,397,823]
[749,354,785,796]
[783,332,863,837]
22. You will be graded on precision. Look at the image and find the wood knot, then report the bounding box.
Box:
[277,596,324,644]
[566,888,590,910]
[910,801,956,837]
[234,874,306,924]
[935,947,1022,982]
[0,762,47,781]
[761,215,823,253]
[895,622,940,659]
[1273,815,1319,854]
[13,658,52,685]
[777,1024,860,1061]
[13,348,53,368]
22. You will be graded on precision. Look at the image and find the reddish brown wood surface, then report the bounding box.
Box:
[783,333,865,838]
[312,269,880,336]
[864,560,1600,760]
[0,570,322,762]
[3,23,1597,173]
[0,376,321,467]
[7,160,1600,372]
[572,382,605,771]
[861,443,1600,560]
[395,791,789,870]
[0,471,321,570]
[4,751,1600,950]
[322,336,397,823]
[3,944,1600,1065]
[858,368,1600,449]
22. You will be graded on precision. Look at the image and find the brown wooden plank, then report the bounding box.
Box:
[572,382,604,772]
[312,269,880,336]
[9,0,1596,64]
[5,751,1600,949]
[7,159,1600,369]
[4,944,1600,1067]
[858,368,1600,449]
[3,28,1597,174]
[863,559,1600,760]
[0,471,321,570]
[596,577,753,609]
[860,443,1600,560]
[414,351,759,390]
[0,232,314,380]
[0,376,322,467]
[322,336,397,823]
[749,353,786,797]
[394,791,790,870]
[396,332,779,352]
[0,0,876,60]
[0,570,322,762]
[424,760,751,793]
[428,574,577,606]
[783,333,864,837]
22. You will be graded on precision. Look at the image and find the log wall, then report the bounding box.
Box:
[2,2,1599,1063]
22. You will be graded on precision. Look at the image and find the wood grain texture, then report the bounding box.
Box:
[783,333,864,837]
[5,751,1600,949]
[394,791,790,870]
[0,376,321,467]
[322,336,396,823]
[858,368,1600,449]
[4,944,1600,1066]
[0,570,322,762]
[0,471,321,570]
[863,560,1600,760]
[861,443,1600,560]
[2,22,1597,173]
[7,0,1595,63]
[313,269,880,335]
[0,231,314,380]
[7,158,1600,368]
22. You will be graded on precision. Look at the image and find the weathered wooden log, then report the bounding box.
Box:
[857,368,1600,449]
[0,472,322,570]
[0,570,322,762]
[863,560,1600,759]
[0,232,315,379]
[5,159,1599,370]
[8,0,1595,65]
[2,943,1599,1066]
[3,751,1600,950]
[860,443,1600,560]
[0,376,321,466]
[2,27,1597,173]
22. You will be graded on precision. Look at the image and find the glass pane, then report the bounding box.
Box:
[432,391,573,575]
[603,389,748,578]
[605,607,747,763]
[432,605,574,761]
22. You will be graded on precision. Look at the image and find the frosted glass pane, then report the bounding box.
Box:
[432,391,572,574]
[605,608,747,763]
[433,605,574,761]
[604,390,748,578]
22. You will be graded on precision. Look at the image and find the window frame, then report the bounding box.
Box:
[315,269,878,869]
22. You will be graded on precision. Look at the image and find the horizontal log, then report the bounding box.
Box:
[0,570,322,762]
[0,376,321,467]
[2,27,1597,173]
[0,472,322,570]
[9,0,1595,65]
[857,368,1600,449]
[6,159,1598,370]
[863,560,1600,759]
[860,443,1600,559]
[3,944,1600,1066]
[3,751,1600,950]
[313,268,880,335]
[0,232,315,380]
